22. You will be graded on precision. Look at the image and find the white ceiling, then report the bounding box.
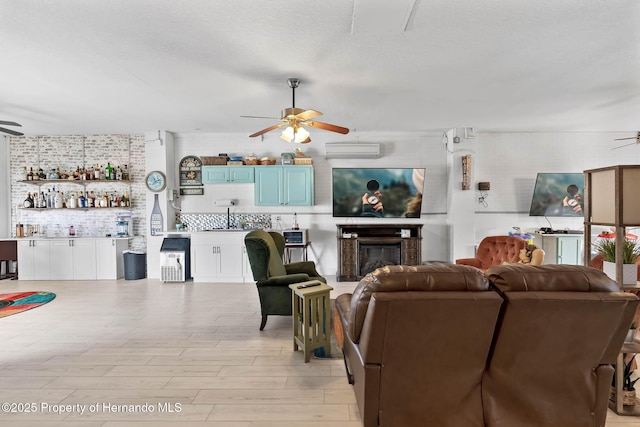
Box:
[1,0,638,137]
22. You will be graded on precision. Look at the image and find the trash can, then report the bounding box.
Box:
[160,237,191,282]
[123,250,147,280]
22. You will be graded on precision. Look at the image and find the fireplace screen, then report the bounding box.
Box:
[359,243,402,277]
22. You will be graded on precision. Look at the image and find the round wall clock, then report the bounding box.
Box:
[145,170,167,192]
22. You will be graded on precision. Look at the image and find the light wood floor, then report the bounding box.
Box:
[0,277,639,426]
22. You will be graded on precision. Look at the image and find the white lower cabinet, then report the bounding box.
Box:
[18,238,127,280]
[191,232,249,283]
[17,239,50,280]
[96,238,128,279]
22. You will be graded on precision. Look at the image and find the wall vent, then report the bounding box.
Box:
[324,142,381,159]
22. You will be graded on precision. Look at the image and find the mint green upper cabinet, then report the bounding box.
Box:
[228,167,254,183]
[254,166,314,206]
[202,166,254,184]
[254,167,283,205]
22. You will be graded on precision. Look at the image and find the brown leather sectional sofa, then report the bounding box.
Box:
[335,264,638,427]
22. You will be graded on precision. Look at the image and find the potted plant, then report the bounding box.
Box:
[594,238,640,285]
[612,353,639,406]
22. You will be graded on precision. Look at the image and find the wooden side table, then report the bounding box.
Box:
[284,242,310,263]
[289,280,333,363]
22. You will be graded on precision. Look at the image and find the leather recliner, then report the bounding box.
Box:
[456,235,527,271]
[336,264,638,427]
[483,264,638,427]
[335,264,504,427]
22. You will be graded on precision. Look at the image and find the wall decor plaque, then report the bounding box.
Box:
[179,155,203,186]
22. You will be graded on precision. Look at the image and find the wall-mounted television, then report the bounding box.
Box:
[529,172,585,217]
[332,168,425,218]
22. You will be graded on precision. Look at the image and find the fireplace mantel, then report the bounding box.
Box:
[336,224,422,282]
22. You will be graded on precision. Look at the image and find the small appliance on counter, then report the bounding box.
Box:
[116,211,134,237]
[283,229,309,246]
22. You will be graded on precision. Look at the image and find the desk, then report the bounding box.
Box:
[289,281,333,363]
[284,243,310,264]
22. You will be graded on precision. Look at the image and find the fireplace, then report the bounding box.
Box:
[337,224,422,281]
[359,242,402,277]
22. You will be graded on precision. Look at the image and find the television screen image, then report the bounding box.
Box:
[529,173,585,217]
[332,168,425,218]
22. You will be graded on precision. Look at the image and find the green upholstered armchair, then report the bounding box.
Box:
[244,230,326,330]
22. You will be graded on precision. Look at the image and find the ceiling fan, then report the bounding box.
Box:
[613,131,640,149]
[0,120,24,136]
[242,78,349,144]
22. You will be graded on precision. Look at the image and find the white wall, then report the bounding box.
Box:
[472,131,640,248]
[170,131,450,277]
[162,129,640,277]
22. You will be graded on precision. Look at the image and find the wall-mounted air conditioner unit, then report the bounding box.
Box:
[324,142,381,159]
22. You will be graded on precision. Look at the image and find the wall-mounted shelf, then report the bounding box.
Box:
[18,179,131,185]
[18,207,130,212]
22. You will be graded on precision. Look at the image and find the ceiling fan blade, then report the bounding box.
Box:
[295,109,323,121]
[0,126,24,136]
[241,115,282,120]
[614,131,640,141]
[612,142,638,149]
[249,123,285,138]
[306,121,350,134]
[0,120,21,126]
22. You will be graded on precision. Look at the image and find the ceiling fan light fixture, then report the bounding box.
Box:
[281,125,310,143]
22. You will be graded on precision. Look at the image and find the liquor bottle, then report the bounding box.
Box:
[23,192,34,208]
[292,213,299,230]
[150,193,163,236]
[94,164,101,180]
[123,190,130,207]
[54,190,63,209]
[27,167,34,181]
[105,163,114,180]
[115,165,122,180]
[122,164,129,181]
[68,192,77,209]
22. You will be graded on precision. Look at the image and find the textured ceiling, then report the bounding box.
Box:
[0,0,638,136]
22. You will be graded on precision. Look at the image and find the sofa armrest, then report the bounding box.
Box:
[256,273,310,287]
[455,258,482,269]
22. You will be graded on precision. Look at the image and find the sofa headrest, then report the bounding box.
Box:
[358,264,489,293]
[346,264,489,343]
[485,264,620,292]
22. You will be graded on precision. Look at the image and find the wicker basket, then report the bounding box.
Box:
[294,158,313,165]
[245,158,259,165]
[259,158,277,165]
[227,161,244,166]
[201,156,229,165]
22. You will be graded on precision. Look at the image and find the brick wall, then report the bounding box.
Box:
[10,135,146,250]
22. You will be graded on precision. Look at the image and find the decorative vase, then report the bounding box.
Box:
[623,389,636,406]
[603,261,637,285]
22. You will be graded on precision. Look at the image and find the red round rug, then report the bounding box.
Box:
[0,292,56,318]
